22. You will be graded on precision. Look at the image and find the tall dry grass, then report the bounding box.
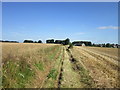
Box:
[2,43,61,88]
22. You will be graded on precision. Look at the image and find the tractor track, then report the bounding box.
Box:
[57,47,64,88]
[66,47,82,72]
[79,47,119,77]
[74,47,119,88]
[80,47,119,67]
[66,47,98,88]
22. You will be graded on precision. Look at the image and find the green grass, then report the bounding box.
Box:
[47,47,61,80]
[3,60,34,88]
[47,68,58,80]
[43,47,63,88]
[34,62,44,71]
[78,65,93,87]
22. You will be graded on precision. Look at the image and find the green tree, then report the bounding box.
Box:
[34,41,37,43]
[23,40,33,43]
[65,38,70,45]
[106,43,111,47]
[38,40,42,43]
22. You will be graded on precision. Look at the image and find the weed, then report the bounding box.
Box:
[78,66,93,87]
[47,68,58,80]
[34,62,44,71]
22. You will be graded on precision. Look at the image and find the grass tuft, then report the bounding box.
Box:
[34,62,44,71]
[47,68,58,80]
[78,66,93,87]
[3,60,34,88]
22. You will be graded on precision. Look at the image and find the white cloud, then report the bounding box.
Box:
[97,26,119,30]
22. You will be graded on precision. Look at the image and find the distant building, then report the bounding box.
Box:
[72,41,92,46]
[82,43,85,46]
[73,42,85,46]
[116,44,119,48]
[100,44,103,47]
[112,44,119,48]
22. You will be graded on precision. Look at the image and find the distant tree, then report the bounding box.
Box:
[61,40,66,45]
[85,41,92,46]
[110,44,114,48]
[65,38,70,45]
[34,41,38,43]
[23,40,33,43]
[96,44,100,47]
[88,42,92,46]
[102,43,106,47]
[106,43,111,47]
[38,40,42,43]
[54,40,62,44]
[46,39,54,43]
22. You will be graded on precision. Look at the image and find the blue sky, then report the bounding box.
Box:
[2,2,118,43]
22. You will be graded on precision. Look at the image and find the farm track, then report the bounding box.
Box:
[60,46,82,88]
[57,47,64,88]
[65,47,95,88]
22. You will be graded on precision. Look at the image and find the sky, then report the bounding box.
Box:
[2,2,118,44]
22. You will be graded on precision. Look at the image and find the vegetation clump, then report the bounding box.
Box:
[3,60,34,88]
[68,43,73,49]
[34,62,44,71]
[47,68,58,80]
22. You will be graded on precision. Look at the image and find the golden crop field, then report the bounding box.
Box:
[1,43,119,88]
[70,46,119,88]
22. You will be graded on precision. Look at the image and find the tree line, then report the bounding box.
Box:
[1,39,119,48]
[46,38,70,45]
[92,43,119,48]
[23,40,42,43]
[23,38,71,45]
[0,40,19,43]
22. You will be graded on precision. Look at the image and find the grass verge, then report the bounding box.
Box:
[3,60,34,88]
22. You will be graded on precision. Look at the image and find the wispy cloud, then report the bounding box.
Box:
[97,26,119,30]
